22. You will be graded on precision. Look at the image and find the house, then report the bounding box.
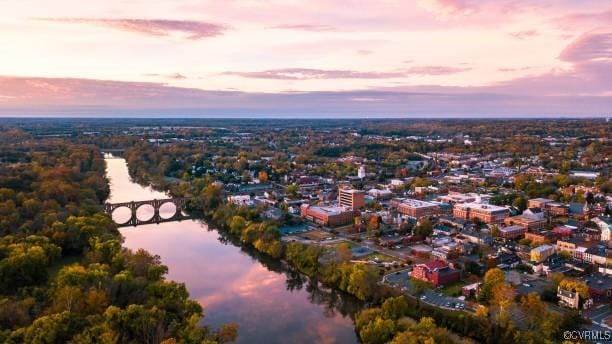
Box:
[457,229,493,246]
[592,216,612,242]
[462,282,481,298]
[531,245,555,263]
[411,260,461,287]
[584,272,612,301]
[569,202,593,221]
[553,225,575,238]
[558,286,580,309]
[583,245,608,265]
[227,195,254,206]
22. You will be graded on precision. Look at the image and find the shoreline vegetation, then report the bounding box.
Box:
[0,139,237,343]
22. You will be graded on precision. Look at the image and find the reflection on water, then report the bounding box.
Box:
[105,157,362,344]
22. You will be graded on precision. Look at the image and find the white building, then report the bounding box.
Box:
[358,165,366,179]
[593,216,612,242]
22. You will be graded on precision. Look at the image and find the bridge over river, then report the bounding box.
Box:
[104,197,191,227]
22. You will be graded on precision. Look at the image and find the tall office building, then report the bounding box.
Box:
[338,188,365,210]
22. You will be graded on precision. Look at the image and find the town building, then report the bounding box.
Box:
[558,286,580,309]
[593,216,612,242]
[504,214,546,231]
[528,198,555,210]
[338,188,365,210]
[358,165,366,179]
[300,204,355,227]
[453,202,509,224]
[497,225,527,240]
[367,188,393,199]
[395,198,440,218]
[531,244,555,263]
[547,202,569,217]
[524,231,553,245]
[411,260,461,287]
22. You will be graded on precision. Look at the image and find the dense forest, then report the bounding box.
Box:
[0,135,236,343]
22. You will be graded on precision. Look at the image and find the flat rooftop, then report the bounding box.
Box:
[309,205,351,216]
[455,202,508,212]
[339,188,365,194]
[399,198,438,208]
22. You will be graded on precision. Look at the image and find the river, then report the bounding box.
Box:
[105,157,362,344]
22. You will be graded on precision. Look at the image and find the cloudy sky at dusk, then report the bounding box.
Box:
[1,0,611,117]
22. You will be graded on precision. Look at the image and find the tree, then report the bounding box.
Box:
[520,292,546,330]
[512,196,527,211]
[359,317,395,344]
[475,305,489,318]
[479,267,505,302]
[380,296,408,320]
[413,218,433,238]
[257,171,268,183]
[559,279,589,298]
[216,323,239,343]
[492,283,515,323]
[228,216,247,235]
[336,242,352,263]
[286,184,299,198]
[398,222,413,235]
[367,216,380,235]
[347,264,379,301]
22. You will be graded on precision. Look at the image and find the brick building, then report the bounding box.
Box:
[300,204,356,227]
[496,225,527,240]
[504,214,546,231]
[395,198,440,218]
[411,260,461,287]
[453,202,509,224]
[338,188,365,210]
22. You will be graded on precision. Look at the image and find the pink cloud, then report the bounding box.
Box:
[38,18,227,39]
[509,30,538,40]
[553,9,612,30]
[419,0,478,17]
[223,66,470,80]
[1,75,611,117]
[404,66,471,75]
[559,32,612,62]
[223,68,405,80]
[269,24,337,31]
[356,50,373,55]
[144,73,187,80]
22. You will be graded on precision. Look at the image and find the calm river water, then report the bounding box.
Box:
[105,157,362,344]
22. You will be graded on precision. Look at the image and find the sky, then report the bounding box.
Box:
[1,0,611,117]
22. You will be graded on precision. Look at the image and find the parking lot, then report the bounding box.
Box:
[383,270,467,311]
[587,304,612,330]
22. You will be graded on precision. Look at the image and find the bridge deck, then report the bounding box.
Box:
[104,197,192,227]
